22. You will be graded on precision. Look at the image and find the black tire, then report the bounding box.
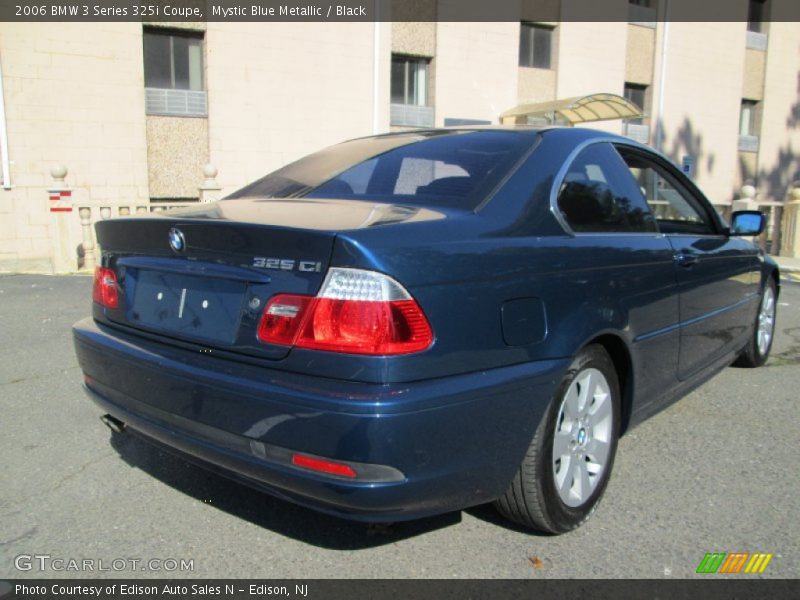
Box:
[734,278,777,368]
[494,344,621,534]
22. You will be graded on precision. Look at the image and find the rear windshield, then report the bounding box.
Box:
[226,130,535,210]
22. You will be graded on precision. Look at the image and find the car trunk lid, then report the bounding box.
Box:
[95,214,337,361]
[93,198,448,360]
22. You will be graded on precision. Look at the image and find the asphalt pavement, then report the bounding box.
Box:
[1,273,798,579]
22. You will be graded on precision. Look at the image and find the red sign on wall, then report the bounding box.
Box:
[49,189,72,212]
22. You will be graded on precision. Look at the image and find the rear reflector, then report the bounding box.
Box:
[92,267,119,309]
[257,268,433,355]
[258,294,314,346]
[291,453,358,478]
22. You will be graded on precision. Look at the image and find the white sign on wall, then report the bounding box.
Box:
[681,156,695,179]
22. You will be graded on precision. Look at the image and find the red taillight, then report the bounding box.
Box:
[256,268,433,356]
[92,267,119,309]
[291,453,357,478]
[297,298,432,354]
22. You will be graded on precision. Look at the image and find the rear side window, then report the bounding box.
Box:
[556,143,657,233]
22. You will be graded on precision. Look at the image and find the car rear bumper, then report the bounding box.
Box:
[73,317,567,522]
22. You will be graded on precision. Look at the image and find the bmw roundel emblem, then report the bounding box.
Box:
[168,228,185,253]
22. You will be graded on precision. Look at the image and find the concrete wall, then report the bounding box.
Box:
[433,22,519,126]
[0,23,148,272]
[756,19,800,203]
[518,66,557,105]
[742,48,767,101]
[146,116,209,199]
[626,24,655,86]
[391,0,436,57]
[204,22,388,196]
[654,22,747,205]
[556,21,629,134]
[739,150,758,186]
[392,22,436,57]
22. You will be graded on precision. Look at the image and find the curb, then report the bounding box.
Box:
[777,265,800,273]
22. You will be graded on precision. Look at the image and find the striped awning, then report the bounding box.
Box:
[500,93,644,125]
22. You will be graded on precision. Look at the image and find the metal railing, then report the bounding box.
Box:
[145,88,208,117]
[738,135,760,153]
[390,104,435,128]
[746,31,768,51]
[623,123,651,144]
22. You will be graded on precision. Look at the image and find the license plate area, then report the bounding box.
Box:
[129,270,246,344]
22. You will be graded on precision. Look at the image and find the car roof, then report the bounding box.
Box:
[361,125,639,146]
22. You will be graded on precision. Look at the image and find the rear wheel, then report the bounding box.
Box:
[495,344,620,533]
[734,278,777,368]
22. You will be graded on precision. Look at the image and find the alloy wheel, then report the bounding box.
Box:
[552,368,614,508]
[757,285,776,357]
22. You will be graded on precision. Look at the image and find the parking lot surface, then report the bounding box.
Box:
[1,274,798,578]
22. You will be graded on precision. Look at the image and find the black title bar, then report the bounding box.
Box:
[3,0,800,22]
[2,579,800,600]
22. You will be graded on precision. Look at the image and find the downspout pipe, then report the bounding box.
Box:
[0,51,11,189]
[654,0,670,153]
[372,0,381,135]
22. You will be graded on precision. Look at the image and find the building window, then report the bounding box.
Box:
[739,100,758,136]
[144,29,204,91]
[747,0,767,33]
[624,84,647,124]
[390,55,433,127]
[739,100,760,152]
[143,29,207,116]
[623,84,650,143]
[745,0,768,50]
[391,55,429,106]
[519,23,553,69]
[628,0,657,26]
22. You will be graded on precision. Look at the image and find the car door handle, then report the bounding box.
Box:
[675,254,699,268]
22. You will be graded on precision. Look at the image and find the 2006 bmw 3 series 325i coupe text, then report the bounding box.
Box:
[73,127,779,533]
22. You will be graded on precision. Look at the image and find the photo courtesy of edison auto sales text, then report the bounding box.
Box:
[14,584,309,597]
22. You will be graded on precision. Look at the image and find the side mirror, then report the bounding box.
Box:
[729,210,766,236]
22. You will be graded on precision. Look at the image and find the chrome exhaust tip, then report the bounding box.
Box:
[100,414,126,434]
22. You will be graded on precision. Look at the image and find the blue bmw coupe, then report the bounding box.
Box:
[73,127,779,533]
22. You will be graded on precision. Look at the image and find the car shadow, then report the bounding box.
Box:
[108,430,461,550]
[463,504,553,537]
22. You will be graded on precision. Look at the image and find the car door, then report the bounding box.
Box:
[552,142,680,407]
[617,146,761,381]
